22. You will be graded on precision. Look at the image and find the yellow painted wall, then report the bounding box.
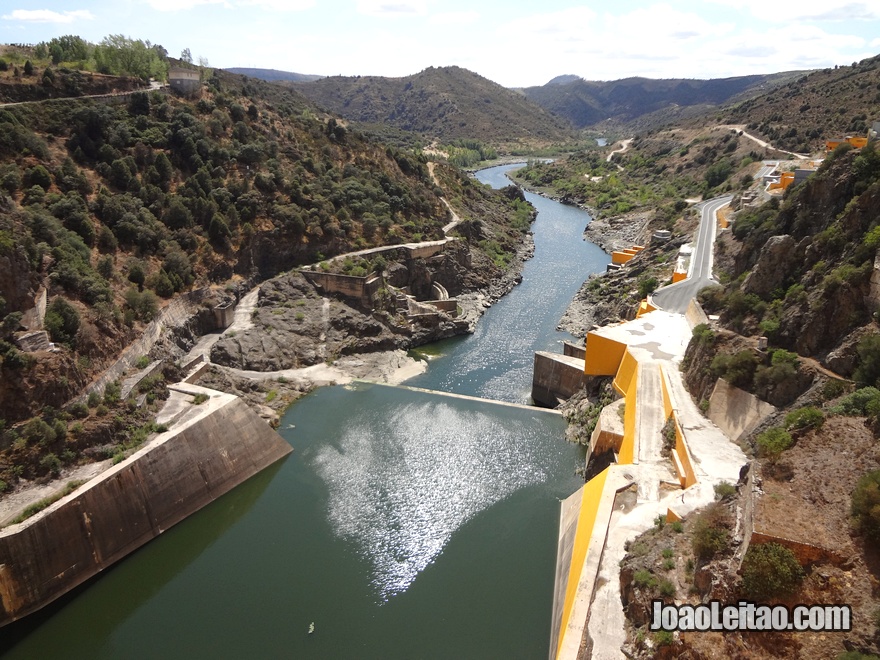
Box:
[557,468,611,659]
[611,251,635,265]
[659,365,673,420]
[584,332,627,376]
[614,350,639,464]
[613,349,638,396]
[666,508,682,523]
[636,300,657,318]
[672,270,687,283]
[618,377,637,464]
[674,418,698,488]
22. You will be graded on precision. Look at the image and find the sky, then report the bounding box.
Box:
[2,0,880,88]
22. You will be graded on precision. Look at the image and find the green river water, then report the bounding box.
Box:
[1,165,610,659]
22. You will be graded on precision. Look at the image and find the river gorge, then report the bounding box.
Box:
[2,164,611,659]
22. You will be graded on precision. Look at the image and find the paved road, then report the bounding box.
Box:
[651,195,732,314]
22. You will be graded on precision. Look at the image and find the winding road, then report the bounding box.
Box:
[650,195,732,314]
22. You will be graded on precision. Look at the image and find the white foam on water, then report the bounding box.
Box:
[313,401,549,601]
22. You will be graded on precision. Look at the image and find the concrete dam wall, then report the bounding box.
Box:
[0,389,292,627]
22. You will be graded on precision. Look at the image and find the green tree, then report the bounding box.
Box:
[94,35,167,81]
[23,60,33,76]
[44,297,80,345]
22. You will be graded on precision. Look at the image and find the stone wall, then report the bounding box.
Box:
[0,388,292,627]
[70,288,212,406]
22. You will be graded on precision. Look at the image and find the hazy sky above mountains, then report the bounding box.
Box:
[3,0,880,86]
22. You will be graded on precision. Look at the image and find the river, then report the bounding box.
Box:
[1,165,610,659]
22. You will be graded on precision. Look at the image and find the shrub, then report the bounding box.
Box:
[192,393,209,405]
[633,569,657,590]
[638,276,658,298]
[756,427,793,459]
[854,335,880,388]
[22,418,56,446]
[653,630,674,647]
[44,297,80,345]
[714,482,736,500]
[711,350,757,388]
[741,542,803,599]
[87,391,102,408]
[103,381,121,404]
[784,407,824,431]
[691,323,714,346]
[135,355,150,369]
[831,387,880,416]
[822,379,849,401]
[692,502,730,561]
[658,579,676,597]
[851,470,880,542]
[40,453,62,476]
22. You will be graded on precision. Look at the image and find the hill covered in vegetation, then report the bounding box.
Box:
[225,68,322,83]
[521,71,805,129]
[0,45,534,487]
[288,65,575,151]
[719,53,880,153]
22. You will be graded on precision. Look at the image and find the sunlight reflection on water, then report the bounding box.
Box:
[313,400,549,600]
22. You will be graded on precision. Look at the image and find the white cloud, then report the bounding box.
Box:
[145,0,225,10]
[1,9,94,23]
[239,0,315,10]
[705,0,880,21]
[356,0,428,17]
[430,10,479,26]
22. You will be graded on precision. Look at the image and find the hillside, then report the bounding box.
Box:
[224,67,322,83]
[650,142,880,660]
[288,66,575,150]
[512,124,781,222]
[522,72,806,130]
[0,54,533,488]
[719,53,880,153]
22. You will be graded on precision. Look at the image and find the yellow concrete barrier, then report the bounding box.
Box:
[557,467,611,659]
[584,332,627,376]
[614,350,639,464]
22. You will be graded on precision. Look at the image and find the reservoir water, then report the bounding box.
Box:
[1,165,610,659]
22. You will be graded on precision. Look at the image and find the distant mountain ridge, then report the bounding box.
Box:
[522,72,808,128]
[225,67,323,83]
[288,66,574,148]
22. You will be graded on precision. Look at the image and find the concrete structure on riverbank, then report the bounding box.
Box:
[0,384,291,627]
[550,308,746,659]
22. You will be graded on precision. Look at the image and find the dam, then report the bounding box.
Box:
[1,165,610,658]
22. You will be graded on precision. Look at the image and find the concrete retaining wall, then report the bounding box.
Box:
[71,288,212,406]
[563,342,586,360]
[532,352,587,407]
[685,298,709,330]
[707,378,776,443]
[300,270,381,307]
[0,388,291,627]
